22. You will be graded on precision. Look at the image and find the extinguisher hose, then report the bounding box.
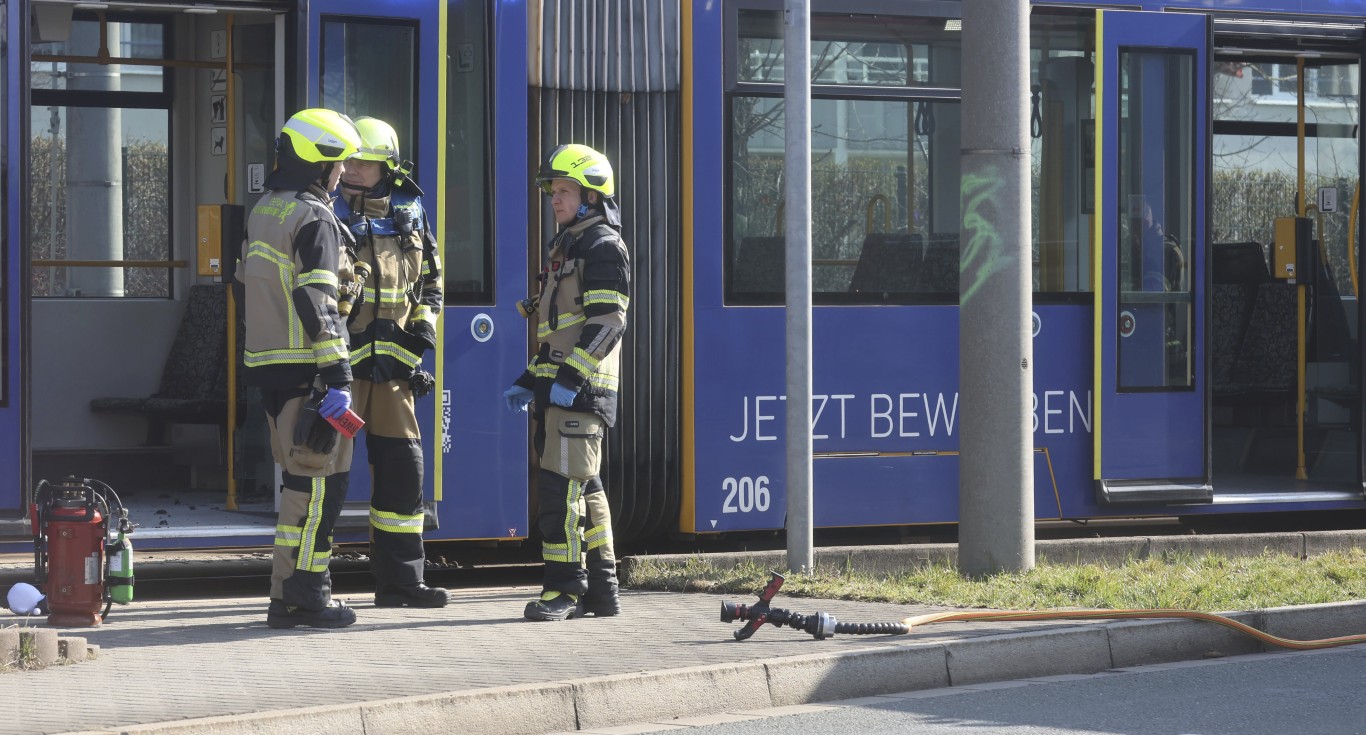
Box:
[85,478,128,529]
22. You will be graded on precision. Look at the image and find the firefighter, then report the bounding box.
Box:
[505,144,631,621]
[238,108,362,629]
[335,116,448,608]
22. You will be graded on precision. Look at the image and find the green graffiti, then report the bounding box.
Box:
[959,165,1015,304]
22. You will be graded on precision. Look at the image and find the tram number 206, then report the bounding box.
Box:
[722,476,771,514]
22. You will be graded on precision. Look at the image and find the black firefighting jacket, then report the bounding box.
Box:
[513,214,631,427]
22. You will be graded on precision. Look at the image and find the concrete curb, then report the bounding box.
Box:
[618,530,1366,584]
[62,600,1366,735]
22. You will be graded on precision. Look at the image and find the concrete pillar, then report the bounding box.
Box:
[958,0,1034,576]
[66,21,124,297]
[783,0,813,573]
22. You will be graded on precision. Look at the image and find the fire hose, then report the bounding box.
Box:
[721,572,1366,650]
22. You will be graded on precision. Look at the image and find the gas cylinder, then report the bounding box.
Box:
[36,480,107,627]
[106,529,134,605]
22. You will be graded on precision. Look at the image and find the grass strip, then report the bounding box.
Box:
[625,549,1366,611]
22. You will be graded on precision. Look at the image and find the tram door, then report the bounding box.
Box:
[306,1,529,540]
[0,0,23,528]
[1094,10,1211,504]
[1210,40,1362,496]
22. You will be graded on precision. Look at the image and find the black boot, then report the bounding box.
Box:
[523,591,583,621]
[375,583,450,608]
[582,586,621,617]
[267,599,357,629]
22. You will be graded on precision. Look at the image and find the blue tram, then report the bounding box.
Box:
[0,0,1364,551]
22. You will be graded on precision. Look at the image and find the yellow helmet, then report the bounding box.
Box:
[535,143,614,199]
[352,116,402,170]
[279,108,361,163]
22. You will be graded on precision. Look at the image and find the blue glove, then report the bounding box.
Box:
[549,382,579,408]
[504,385,534,413]
[318,386,351,419]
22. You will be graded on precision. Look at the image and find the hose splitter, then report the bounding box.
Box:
[720,571,909,641]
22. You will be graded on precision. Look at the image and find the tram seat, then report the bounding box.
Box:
[1229,283,1298,396]
[1212,283,1258,391]
[921,236,960,293]
[848,233,923,296]
[1211,242,1270,394]
[733,236,785,295]
[90,284,246,445]
[1213,241,1271,284]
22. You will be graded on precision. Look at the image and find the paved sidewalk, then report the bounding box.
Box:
[3,530,1366,735]
[1,581,1363,735]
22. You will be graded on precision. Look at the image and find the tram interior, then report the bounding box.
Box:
[1208,44,1362,494]
[28,3,281,534]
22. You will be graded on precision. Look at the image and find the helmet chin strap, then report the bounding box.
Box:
[340,173,390,197]
[318,161,337,189]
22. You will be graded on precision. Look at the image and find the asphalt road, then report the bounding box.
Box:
[628,646,1366,735]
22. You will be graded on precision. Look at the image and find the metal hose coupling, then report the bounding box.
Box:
[720,571,910,640]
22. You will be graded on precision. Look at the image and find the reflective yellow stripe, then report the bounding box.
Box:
[312,338,349,364]
[361,285,410,304]
[274,524,303,547]
[566,347,600,376]
[533,362,559,379]
[537,312,587,339]
[582,289,629,310]
[305,548,331,573]
[542,540,573,563]
[410,305,437,325]
[589,373,619,392]
[370,507,424,534]
[375,342,421,367]
[299,269,339,288]
[352,341,421,368]
[564,479,584,560]
[245,240,305,349]
[584,524,612,551]
[296,477,327,573]
[246,240,292,268]
[245,347,316,367]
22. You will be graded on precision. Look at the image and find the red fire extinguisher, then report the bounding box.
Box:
[32,478,132,627]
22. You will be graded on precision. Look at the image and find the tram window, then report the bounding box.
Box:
[1214,57,1360,302]
[320,19,417,172]
[444,0,492,303]
[736,10,961,88]
[1,5,5,402]
[1116,49,1196,391]
[728,96,961,305]
[29,17,172,299]
[1030,13,1095,297]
